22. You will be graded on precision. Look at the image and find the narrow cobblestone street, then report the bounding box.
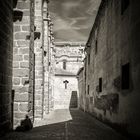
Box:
[2,109,128,140]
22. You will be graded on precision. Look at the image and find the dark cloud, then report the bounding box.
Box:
[49,0,101,42]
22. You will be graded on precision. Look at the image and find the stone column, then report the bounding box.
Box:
[34,0,44,120]
[43,2,55,115]
[43,0,50,115]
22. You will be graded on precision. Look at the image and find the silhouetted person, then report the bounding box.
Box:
[15,115,33,132]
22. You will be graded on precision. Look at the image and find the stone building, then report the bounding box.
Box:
[0,0,13,134]
[13,0,35,128]
[12,0,54,128]
[54,42,85,109]
[77,0,140,137]
[0,0,84,134]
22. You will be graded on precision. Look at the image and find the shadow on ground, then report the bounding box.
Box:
[1,109,128,140]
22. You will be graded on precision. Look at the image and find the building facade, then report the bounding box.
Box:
[12,0,54,128]
[0,0,84,133]
[54,42,85,109]
[78,0,140,137]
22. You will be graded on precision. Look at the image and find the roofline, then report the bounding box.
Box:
[86,0,106,48]
[55,74,77,77]
[77,67,84,75]
[54,42,86,46]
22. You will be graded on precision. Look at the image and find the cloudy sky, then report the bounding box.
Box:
[49,0,101,42]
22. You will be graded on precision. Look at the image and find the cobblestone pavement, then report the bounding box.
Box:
[1,109,128,140]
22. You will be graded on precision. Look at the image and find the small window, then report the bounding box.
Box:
[87,85,90,95]
[95,40,98,54]
[88,54,90,65]
[121,0,130,15]
[121,63,130,89]
[63,61,66,70]
[99,78,102,92]
[44,51,47,56]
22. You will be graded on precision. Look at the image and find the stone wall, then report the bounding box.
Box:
[12,0,53,126]
[0,0,52,131]
[13,0,33,128]
[28,0,35,121]
[54,76,78,109]
[55,42,85,74]
[77,67,85,110]
[34,0,54,118]
[43,2,55,115]
[34,0,44,119]
[54,42,85,109]
[43,0,50,115]
[0,0,13,133]
[78,0,140,137]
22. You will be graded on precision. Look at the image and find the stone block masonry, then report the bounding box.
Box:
[28,0,35,121]
[34,0,54,119]
[43,4,55,115]
[0,0,52,132]
[13,0,35,128]
[0,0,13,134]
[34,0,44,119]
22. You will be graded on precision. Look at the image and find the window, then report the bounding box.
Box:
[99,78,102,92]
[95,40,98,54]
[87,85,90,95]
[88,54,90,65]
[121,63,130,89]
[63,61,66,70]
[44,51,47,56]
[121,0,130,15]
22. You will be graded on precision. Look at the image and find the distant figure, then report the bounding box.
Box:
[15,115,33,132]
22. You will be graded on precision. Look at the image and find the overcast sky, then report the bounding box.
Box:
[49,0,101,42]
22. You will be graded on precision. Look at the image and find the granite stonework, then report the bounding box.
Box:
[12,0,54,128]
[13,0,33,128]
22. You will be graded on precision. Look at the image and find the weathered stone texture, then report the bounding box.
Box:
[78,0,140,137]
[54,42,85,110]
[77,67,86,110]
[0,0,13,133]
[12,0,35,128]
[34,0,43,119]
[28,0,35,120]
[54,76,78,109]
[0,0,52,133]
